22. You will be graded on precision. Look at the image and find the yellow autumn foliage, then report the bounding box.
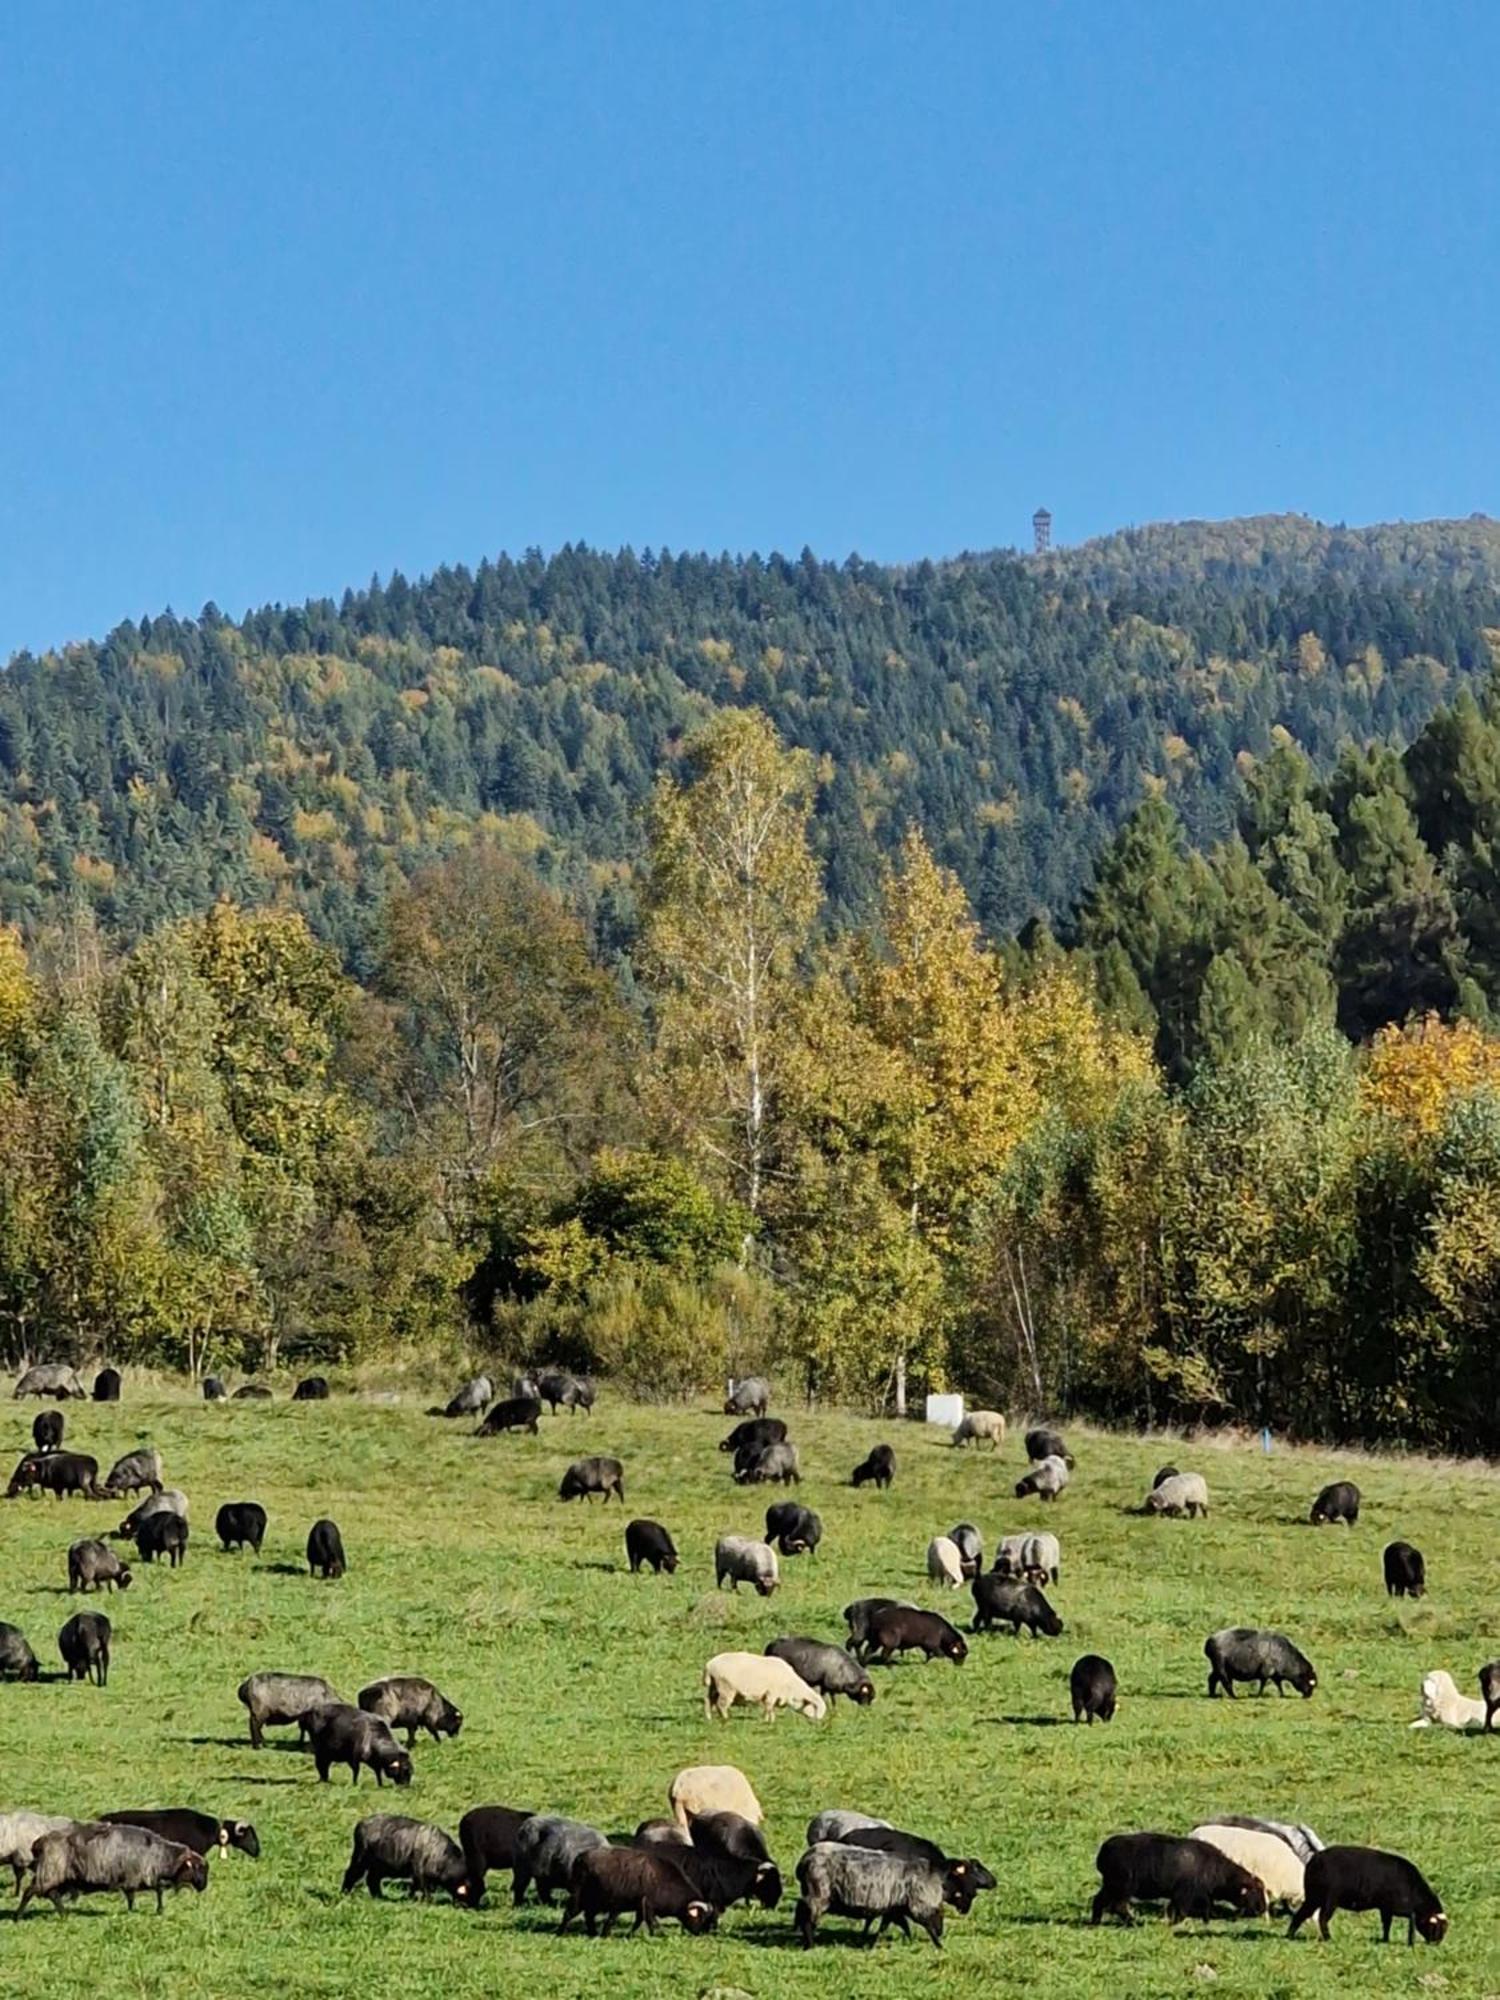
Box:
[1363,1014,1500,1136]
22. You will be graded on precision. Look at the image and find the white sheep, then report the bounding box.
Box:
[714,1535,780,1596]
[1410,1669,1487,1732]
[669,1764,764,1830]
[1021,1531,1060,1583]
[1189,1823,1305,1909]
[926,1535,964,1589]
[703,1651,827,1724]
[1143,1471,1209,1518]
[951,1409,1006,1449]
[0,1812,77,1891]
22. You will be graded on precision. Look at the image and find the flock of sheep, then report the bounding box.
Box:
[0,1362,1469,1953]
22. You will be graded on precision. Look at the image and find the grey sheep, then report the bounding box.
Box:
[0,1622,39,1680]
[1205,1627,1317,1698]
[794,1841,969,1949]
[734,1441,801,1486]
[1209,1815,1324,1866]
[68,1539,132,1594]
[558,1455,624,1503]
[237,1670,346,1749]
[1014,1455,1069,1502]
[949,1524,983,1577]
[358,1675,463,1746]
[20,1822,207,1915]
[538,1370,595,1416]
[806,1810,891,1847]
[724,1376,771,1417]
[510,1814,608,1906]
[341,1814,472,1902]
[13,1363,85,1401]
[433,1374,492,1419]
[714,1534,779,1595]
[766,1637,876,1705]
[1144,1472,1209,1518]
[115,1489,188,1539]
[102,1448,164,1498]
[305,1703,413,1786]
[0,1812,77,1891]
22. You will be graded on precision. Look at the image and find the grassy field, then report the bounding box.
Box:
[1,1390,1498,2000]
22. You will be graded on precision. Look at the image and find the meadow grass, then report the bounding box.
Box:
[2,1390,1498,1999]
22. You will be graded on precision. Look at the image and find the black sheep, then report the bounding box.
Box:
[1382,1540,1425,1598]
[216,1502,267,1553]
[307,1518,347,1578]
[341,1814,470,1902]
[1070,1654,1117,1723]
[767,1636,875,1705]
[1152,1463,1179,1488]
[970,1574,1063,1638]
[92,1368,122,1402]
[562,1844,717,1936]
[558,1456,624,1503]
[458,1805,533,1901]
[0,1621,39,1680]
[1204,1627,1317,1699]
[475,1396,541,1436]
[137,1512,188,1567]
[1092,1832,1268,1925]
[765,1501,822,1556]
[1024,1426,1074,1466]
[1310,1480,1360,1526]
[101,1809,259,1859]
[720,1417,786,1457]
[624,1518,678,1574]
[201,1377,226,1401]
[1288,1845,1446,1945]
[31,1410,63,1454]
[852,1443,896,1489]
[306,1704,413,1786]
[7,1450,100,1500]
[866,1605,967,1665]
[292,1376,329,1401]
[58,1610,111,1685]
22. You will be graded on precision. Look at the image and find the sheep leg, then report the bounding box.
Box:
[1380,1910,1392,1943]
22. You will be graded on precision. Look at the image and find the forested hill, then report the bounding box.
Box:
[4,514,1499,964]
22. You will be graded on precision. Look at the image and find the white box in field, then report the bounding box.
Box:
[925,1393,964,1427]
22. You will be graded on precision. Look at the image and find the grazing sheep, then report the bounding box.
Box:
[852,1444,896,1489]
[8,1451,101,1500]
[734,1441,800,1486]
[625,1518,678,1574]
[306,1518,346,1578]
[92,1368,121,1402]
[842,1597,914,1657]
[1205,1628,1317,1699]
[1024,1427,1073,1465]
[341,1814,471,1902]
[1383,1541,1426,1598]
[865,1605,968,1666]
[0,1621,40,1680]
[714,1535,779,1596]
[1152,1464,1179,1488]
[991,1534,1028,1577]
[237,1671,346,1748]
[765,1501,821,1556]
[1020,1532,1061,1583]
[457,1806,533,1900]
[1070,1654,1117,1723]
[806,1810,891,1847]
[839,1828,997,1911]
[510,1814,608,1906]
[116,1489,188,1538]
[13,1363,85,1401]
[720,1417,787,1457]
[538,1370,595,1417]
[434,1375,493,1420]
[1310,1480,1360,1527]
[634,1819,692,1848]
[100,1811,259,1859]
[215,1502,267,1553]
[19,1822,206,1916]
[1092,1832,1268,1925]
[562,1844,717,1936]
[558,1455,624,1503]
[1482,1660,1500,1731]
[136,1512,188,1567]
[305,1704,413,1786]
[676,1818,782,1910]
[0,1813,77,1890]
[794,1841,977,1948]
[58,1612,110,1685]
[1014,1455,1069,1502]
[31,1411,63,1453]
[1144,1472,1209,1518]
[724,1376,771,1418]
[1208,1817,1323,1866]
[949,1524,983,1577]
[951,1410,1006,1450]
[767,1637,875,1706]
[68,1539,132,1594]
[358,1676,462,1746]
[1288,1845,1446,1945]
[1411,1669,1486,1732]
[1189,1824,1305,1910]
[233,1384,272,1400]
[669,1766,763,1831]
[927,1536,965,1589]
[103,1449,164,1498]
[971,1574,1063,1638]
[292,1377,329,1402]
[475,1396,541,1436]
[704,1651,828,1724]
[201,1377,226,1401]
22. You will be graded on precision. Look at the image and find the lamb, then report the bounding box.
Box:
[1188,1823,1305,1910]
[720,1417,787,1457]
[1024,1426,1073,1465]
[1014,1454,1069,1502]
[703,1651,828,1723]
[102,1448,164,1497]
[765,1501,821,1555]
[558,1455,624,1503]
[562,1844,717,1936]
[1287,1845,1446,1945]
[0,1813,77,1891]
[1145,1472,1209,1518]
[1410,1669,1486,1732]
[31,1411,62,1453]
[475,1396,541,1436]
[1205,1628,1317,1699]
[1092,1832,1267,1925]
[358,1675,463,1745]
[794,1840,972,1948]
[58,1611,110,1685]
[306,1518,347,1577]
[537,1370,595,1416]
[457,1806,533,1900]
[341,1814,471,1902]
[1383,1541,1425,1597]
[951,1409,1006,1449]
[1310,1480,1359,1526]
[733,1441,800,1486]
[434,1375,493,1419]
[305,1704,413,1786]
[724,1376,771,1417]
[843,1597,914,1657]
[669,1765,764,1831]
[19,1822,207,1916]
[865,1605,968,1665]
[949,1524,983,1577]
[714,1534,779,1595]
[625,1518,678,1573]
[237,1670,345,1748]
[971,1574,1063,1638]
[927,1535,965,1589]
[100,1811,259,1859]
[68,1539,132,1593]
[806,1810,891,1846]
[13,1363,85,1400]
[510,1814,608,1905]
[851,1443,896,1489]
[215,1502,267,1553]
[0,1622,39,1680]
[1071,1653,1117,1722]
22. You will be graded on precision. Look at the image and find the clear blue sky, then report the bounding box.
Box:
[2,1,1497,656]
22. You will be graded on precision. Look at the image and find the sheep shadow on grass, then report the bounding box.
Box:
[251,1562,306,1576]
